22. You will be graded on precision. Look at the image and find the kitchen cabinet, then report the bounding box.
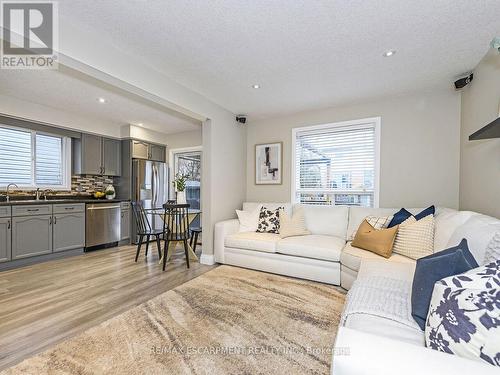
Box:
[12,215,53,259]
[131,140,166,162]
[149,144,166,162]
[53,212,85,253]
[73,134,121,176]
[103,138,121,176]
[120,203,130,241]
[0,218,11,262]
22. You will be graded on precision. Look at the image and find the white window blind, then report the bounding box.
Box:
[0,127,33,186]
[0,125,69,189]
[35,133,63,186]
[293,120,378,207]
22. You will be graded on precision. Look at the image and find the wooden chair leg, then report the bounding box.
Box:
[135,235,143,262]
[192,232,199,253]
[190,234,194,248]
[183,239,190,269]
[155,235,162,259]
[145,235,150,256]
[162,239,169,271]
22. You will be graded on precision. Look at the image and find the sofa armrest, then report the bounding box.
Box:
[332,327,497,375]
[214,219,240,263]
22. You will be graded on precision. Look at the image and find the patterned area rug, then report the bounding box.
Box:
[3,266,346,374]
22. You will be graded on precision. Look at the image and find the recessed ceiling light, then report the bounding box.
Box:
[383,50,396,57]
[97,97,106,103]
[137,123,143,127]
[252,84,260,89]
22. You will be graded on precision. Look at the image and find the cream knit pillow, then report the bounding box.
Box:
[393,215,435,259]
[279,208,310,239]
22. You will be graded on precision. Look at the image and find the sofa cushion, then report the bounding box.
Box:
[447,212,500,265]
[341,242,415,272]
[256,206,283,233]
[225,232,280,253]
[393,215,435,260]
[293,204,349,238]
[236,204,262,232]
[351,219,399,258]
[278,208,310,239]
[434,209,473,251]
[347,207,401,240]
[411,239,478,330]
[388,205,435,228]
[276,234,344,262]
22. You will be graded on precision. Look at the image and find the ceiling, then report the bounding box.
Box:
[57,0,500,119]
[0,67,201,134]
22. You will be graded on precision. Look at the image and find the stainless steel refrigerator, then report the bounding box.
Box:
[132,159,168,243]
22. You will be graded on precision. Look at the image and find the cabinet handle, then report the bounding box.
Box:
[49,217,52,225]
[54,216,57,224]
[65,207,75,210]
[27,208,40,212]
[7,220,10,229]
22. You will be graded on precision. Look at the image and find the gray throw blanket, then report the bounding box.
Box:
[341,276,421,331]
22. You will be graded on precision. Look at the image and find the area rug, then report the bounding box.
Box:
[3,266,346,374]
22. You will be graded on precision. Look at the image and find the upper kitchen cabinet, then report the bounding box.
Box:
[131,140,166,162]
[73,134,121,176]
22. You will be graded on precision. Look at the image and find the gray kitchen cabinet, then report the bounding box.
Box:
[120,206,130,240]
[131,140,166,161]
[103,138,121,176]
[53,212,85,252]
[0,218,11,263]
[80,133,102,175]
[12,215,52,259]
[73,134,121,176]
[131,140,150,159]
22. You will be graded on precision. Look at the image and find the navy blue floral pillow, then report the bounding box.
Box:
[425,260,500,366]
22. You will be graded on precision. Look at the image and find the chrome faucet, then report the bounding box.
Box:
[6,183,19,202]
[42,189,53,201]
[35,188,41,200]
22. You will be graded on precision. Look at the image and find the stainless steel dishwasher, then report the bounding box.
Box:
[86,203,121,248]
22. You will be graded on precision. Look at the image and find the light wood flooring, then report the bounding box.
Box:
[0,243,215,371]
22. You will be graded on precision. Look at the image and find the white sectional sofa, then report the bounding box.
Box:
[214,202,500,374]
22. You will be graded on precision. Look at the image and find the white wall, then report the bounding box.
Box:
[246,91,461,209]
[165,129,203,162]
[460,49,500,218]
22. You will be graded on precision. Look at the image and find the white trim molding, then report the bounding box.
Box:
[199,253,215,265]
[291,116,381,208]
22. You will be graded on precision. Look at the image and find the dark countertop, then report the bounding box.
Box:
[0,197,130,206]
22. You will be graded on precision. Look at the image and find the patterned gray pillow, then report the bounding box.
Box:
[484,231,500,265]
[425,260,500,367]
[256,206,283,233]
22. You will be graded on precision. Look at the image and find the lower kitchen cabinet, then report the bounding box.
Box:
[53,212,85,252]
[0,218,11,262]
[12,215,53,260]
[120,207,130,240]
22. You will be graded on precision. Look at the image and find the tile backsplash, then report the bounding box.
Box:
[71,175,114,194]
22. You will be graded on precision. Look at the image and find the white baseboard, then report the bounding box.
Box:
[199,253,215,265]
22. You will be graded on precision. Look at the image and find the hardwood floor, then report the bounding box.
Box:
[0,243,215,371]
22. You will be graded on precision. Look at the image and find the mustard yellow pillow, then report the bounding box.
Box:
[352,219,399,258]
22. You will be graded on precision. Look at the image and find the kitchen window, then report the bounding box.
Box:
[292,117,380,207]
[0,125,71,190]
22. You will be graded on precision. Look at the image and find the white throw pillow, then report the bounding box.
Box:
[484,231,500,264]
[425,260,500,367]
[349,215,393,241]
[279,208,310,239]
[393,215,435,260]
[236,204,262,232]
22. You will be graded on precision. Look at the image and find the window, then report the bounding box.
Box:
[292,117,380,207]
[0,125,71,189]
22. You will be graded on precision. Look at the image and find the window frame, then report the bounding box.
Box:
[291,116,381,208]
[0,124,72,191]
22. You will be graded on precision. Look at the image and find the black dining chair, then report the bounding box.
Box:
[162,203,191,271]
[131,202,165,262]
[190,227,202,253]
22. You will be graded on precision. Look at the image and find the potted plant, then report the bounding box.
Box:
[172,173,188,204]
[105,185,116,200]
